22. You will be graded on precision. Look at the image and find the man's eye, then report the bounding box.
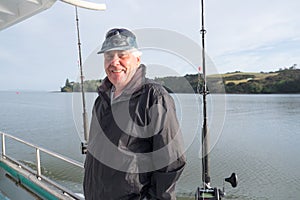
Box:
[119,53,129,58]
[104,54,114,59]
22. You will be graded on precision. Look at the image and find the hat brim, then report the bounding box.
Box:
[97,46,135,54]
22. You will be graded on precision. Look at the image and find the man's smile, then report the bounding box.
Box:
[111,69,125,73]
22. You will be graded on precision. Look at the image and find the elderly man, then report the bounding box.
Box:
[83,28,186,200]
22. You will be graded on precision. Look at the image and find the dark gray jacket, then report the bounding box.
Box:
[84,65,186,200]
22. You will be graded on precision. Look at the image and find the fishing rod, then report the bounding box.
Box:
[73,3,106,154]
[75,6,89,154]
[195,0,237,199]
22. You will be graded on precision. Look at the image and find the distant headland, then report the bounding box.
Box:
[61,67,300,94]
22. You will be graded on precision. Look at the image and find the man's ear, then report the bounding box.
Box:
[136,56,141,65]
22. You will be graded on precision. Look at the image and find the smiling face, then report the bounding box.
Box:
[104,50,141,92]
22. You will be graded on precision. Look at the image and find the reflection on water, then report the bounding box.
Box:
[0,92,300,199]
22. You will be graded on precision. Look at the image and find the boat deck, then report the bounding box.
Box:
[0,191,9,200]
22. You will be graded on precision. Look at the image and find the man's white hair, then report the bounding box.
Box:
[130,49,142,57]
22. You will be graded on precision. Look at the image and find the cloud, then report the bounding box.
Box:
[204,0,300,73]
[1,0,300,90]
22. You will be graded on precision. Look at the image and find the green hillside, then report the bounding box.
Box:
[61,68,300,94]
[223,69,300,93]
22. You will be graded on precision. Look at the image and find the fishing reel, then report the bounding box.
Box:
[81,142,87,154]
[195,187,222,200]
[195,173,238,200]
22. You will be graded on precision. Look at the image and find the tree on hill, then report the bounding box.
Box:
[61,79,101,92]
[61,78,73,92]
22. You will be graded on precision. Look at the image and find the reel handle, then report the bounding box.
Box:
[225,173,238,188]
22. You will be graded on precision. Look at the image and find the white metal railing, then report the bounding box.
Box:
[0,131,84,193]
[0,132,83,172]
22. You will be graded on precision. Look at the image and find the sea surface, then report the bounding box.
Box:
[0,91,299,200]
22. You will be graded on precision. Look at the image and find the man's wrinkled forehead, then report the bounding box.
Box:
[104,49,136,55]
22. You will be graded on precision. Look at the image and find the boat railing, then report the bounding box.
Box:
[0,131,84,199]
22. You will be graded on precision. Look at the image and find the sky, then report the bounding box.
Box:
[0,0,300,91]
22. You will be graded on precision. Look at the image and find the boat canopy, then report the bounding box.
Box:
[0,0,106,31]
[0,0,56,31]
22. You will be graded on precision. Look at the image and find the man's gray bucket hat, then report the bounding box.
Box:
[97,28,138,54]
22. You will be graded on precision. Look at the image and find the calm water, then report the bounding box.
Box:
[0,91,299,199]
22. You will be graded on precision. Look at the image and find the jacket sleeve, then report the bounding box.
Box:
[148,93,186,200]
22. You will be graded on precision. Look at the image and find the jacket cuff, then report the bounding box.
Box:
[148,164,185,200]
